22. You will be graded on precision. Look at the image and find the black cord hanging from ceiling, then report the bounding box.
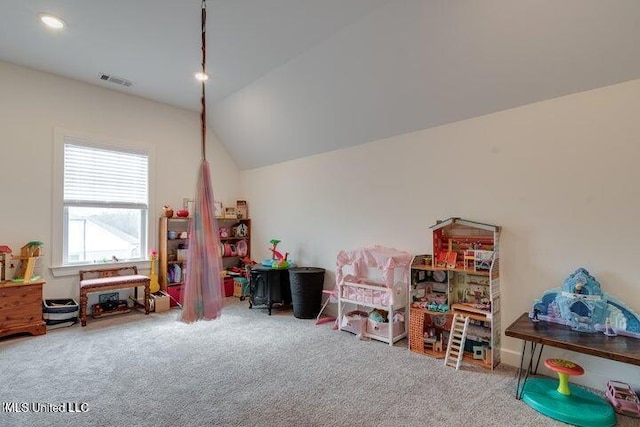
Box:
[200,0,207,161]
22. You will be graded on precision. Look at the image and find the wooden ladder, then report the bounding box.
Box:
[444,313,470,370]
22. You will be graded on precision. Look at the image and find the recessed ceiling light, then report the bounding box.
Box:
[39,13,66,29]
[194,72,209,82]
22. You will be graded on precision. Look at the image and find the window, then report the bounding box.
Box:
[53,131,151,271]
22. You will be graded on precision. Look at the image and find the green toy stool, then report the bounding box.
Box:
[521,358,616,427]
[544,358,584,395]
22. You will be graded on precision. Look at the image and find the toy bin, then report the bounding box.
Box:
[367,318,405,340]
[167,284,183,307]
[233,277,250,299]
[222,277,234,297]
[340,310,369,335]
[289,267,326,319]
[42,299,79,329]
[151,291,170,313]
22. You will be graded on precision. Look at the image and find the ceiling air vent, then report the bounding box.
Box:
[99,73,133,87]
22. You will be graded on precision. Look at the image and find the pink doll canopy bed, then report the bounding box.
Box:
[336,245,413,345]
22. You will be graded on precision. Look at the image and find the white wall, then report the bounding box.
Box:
[242,79,640,390]
[0,61,240,298]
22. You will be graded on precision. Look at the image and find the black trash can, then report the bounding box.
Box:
[288,267,326,319]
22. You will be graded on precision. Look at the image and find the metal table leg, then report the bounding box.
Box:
[515,340,544,399]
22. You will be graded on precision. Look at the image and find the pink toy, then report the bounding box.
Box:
[268,239,289,269]
[268,239,288,261]
[606,380,640,418]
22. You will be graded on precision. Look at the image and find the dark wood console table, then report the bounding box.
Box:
[505,312,640,399]
[249,266,291,315]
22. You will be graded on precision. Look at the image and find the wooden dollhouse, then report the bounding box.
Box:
[11,241,43,283]
[409,217,501,369]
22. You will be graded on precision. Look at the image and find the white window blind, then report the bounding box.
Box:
[64,142,148,207]
[61,140,149,265]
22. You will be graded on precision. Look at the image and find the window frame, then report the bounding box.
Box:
[51,128,155,277]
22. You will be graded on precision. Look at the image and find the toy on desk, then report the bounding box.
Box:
[529,308,541,323]
[530,268,640,338]
[267,239,290,269]
[603,317,617,337]
[268,239,286,260]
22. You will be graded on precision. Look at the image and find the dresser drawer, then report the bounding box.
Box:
[0,283,43,328]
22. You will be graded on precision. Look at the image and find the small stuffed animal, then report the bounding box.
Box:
[369,309,387,323]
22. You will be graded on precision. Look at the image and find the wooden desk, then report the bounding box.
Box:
[505,312,640,398]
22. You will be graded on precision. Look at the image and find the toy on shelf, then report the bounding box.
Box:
[163,205,174,218]
[12,241,44,283]
[463,250,475,269]
[530,268,640,337]
[473,250,494,271]
[424,329,444,353]
[24,241,43,257]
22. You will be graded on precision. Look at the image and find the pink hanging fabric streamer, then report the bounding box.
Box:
[180,160,224,323]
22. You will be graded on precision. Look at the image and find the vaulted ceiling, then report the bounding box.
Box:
[2,1,640,169]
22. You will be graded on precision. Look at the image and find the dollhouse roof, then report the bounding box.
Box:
[0,246,11,253]
[429,217,500,233]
